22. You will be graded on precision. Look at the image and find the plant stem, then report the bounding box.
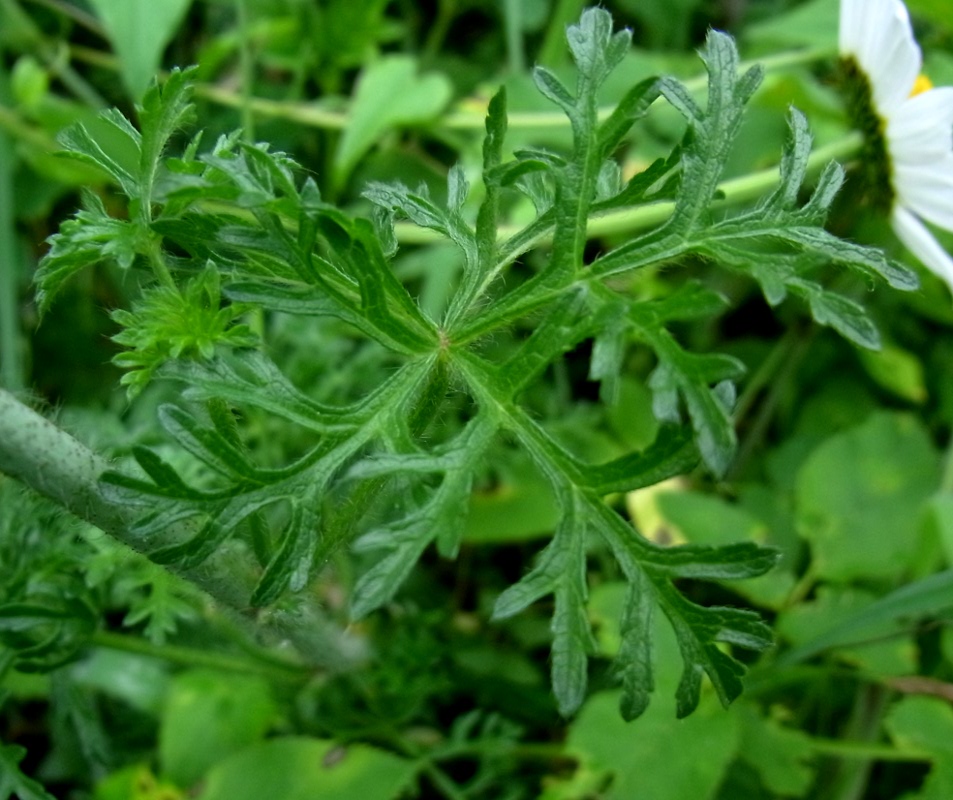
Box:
[502,0,524,74]
[24,0,105,36]
[0,389,364,671]
[537,0,586,67]
[807,737,930,763]
[940,433,953,493]
[234,0,256,143]
[147,239,177,289]
[422,0,456,62]
[66,42,833,132]
[0,67,24,392]
[90,630,309,682]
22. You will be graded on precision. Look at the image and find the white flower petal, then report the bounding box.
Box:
[841,0,953,294]
[894,159,953,231]
[839,0,867,55]
[841,0,921,115]
[892,207,953,291]
[888,88,953,164]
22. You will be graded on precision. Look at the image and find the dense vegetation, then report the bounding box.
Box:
[2,1,953,798]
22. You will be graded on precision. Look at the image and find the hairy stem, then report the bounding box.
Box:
[0,389,363,670]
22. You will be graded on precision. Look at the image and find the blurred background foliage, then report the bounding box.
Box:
[2,0,953,798]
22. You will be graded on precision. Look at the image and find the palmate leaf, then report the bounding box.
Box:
[28,4,917,726]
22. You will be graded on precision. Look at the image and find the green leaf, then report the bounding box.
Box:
[550,494,595,716]
[551,597,741,798]
[533,66,576,115]
[251,500,318,607]
[565,7,631,89]
[350,416,495,618]
[88,0,193,100]
[858,342,928,403]
[795,412,939,582]
[777,571,953,667]
[737,707,815,796]
[137,67,197,214]
[476,374,776,719]
[642,329,744,476]
[165,352,358,434]
[158,404,261,483]
[56,124,139,195]
[616,571,654,721]
[596,77,661,158]
[585,425,698,495]
[885,697,953,800]
[35,192,141,314]
[492,491,595,715]
[159,669,276,787]
[334,56,452,187]
[0,743,55,800]
[195,738,416,800]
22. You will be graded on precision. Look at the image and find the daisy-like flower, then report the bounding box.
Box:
[839,0,953,292]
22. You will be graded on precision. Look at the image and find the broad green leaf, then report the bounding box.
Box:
[737,707,815,796]
[70,649,171,715]
[656,491,766,547]
[93,765,179,800]
[552,689,739,799]
[744,0,838,49]
[159,669,275,788]
[464,454,560,544]
[795,412,940,582]
[859,342,928,403]
[88,0,193,100]
[334,56,452,187]
[885,697,953,800]
[196,737,416,800]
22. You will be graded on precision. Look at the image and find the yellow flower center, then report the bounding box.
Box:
[911,74,934,96]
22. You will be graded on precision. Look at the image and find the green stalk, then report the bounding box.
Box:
[91,630,309,682]
[66,43,833,133]
[0,66,23,391]
[0,389,364,671]
[807,737,931,763]
[422,0,456,62]
[502,0,524,74]
[234,0,256,143]
[537,0,586,67]
[396,131,865,245]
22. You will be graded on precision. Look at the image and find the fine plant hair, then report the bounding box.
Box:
[10,9,917,721]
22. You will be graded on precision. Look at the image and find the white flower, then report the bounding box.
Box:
[840,0,953,292]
